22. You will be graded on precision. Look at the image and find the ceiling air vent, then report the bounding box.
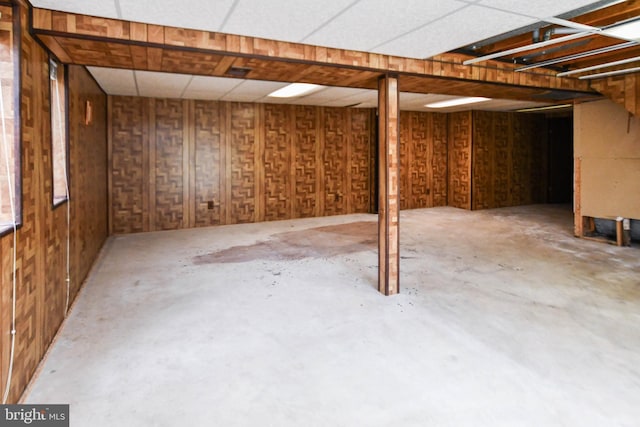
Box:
[225,66,252,78]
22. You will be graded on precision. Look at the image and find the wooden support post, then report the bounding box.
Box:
[378,75,400,295]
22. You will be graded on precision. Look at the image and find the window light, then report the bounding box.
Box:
[268,83,323,98]
[425,97,491,109]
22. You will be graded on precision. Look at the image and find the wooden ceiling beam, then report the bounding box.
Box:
[30,7,597,102]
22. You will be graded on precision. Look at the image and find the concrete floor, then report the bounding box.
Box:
[25,205,640,426]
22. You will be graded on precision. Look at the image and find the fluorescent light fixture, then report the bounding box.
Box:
[579,66,640,80]
[558,55,640,77]
[268,83,322,98]
[425,97,491,109]
[603,19,640,41]
[516,104,572,113]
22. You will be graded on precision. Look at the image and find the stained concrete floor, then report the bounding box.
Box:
[25,205,640,426]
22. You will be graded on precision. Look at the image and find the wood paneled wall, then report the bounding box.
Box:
[109,98,376,233]
[0,1,108,403]
[399,111,448,210]
[591,74,640,117]
[448,112,473,210]
[472,111,547,210]
[446,111,547,211]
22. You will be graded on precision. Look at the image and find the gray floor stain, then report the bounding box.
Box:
[193,221,377,264]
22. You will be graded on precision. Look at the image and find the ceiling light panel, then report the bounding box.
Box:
[118,0,235,31]
[87,67,137,96]
[373,5,535,59]
[29,0,119,19]
[304,0,464,52]
[297,87,371,102]
[135,70,192,98]
[425,96,491,108]
[221,0,355,43]
[222,80,289,102]
[267,83,323,98]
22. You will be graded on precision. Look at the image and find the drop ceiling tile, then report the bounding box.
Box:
[477,0,601,18]
[305,0,465,52]
[300,86,369,102]
[118,0,235,31]
[135,70,191,98]
[373,5,536,58]
[87,67,137,96]
[221,0,355,42]
[29,0,119,19]
[185,76,244,96]
[221,80,289,102]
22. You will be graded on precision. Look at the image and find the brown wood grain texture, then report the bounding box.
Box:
[432,113,449,207]
[0,3,108,403]
[154,99,184,230]
[229,102,256,224]
[193,100,223,227]
[293,105,317,218]
[110,97,145,233]
[591,75,640,117]
[68,66,108,297]
[109,98,376,233]
[30,8,597,99]
[264,104,291,221]
[448,111,472,210]
[471,111,547,210]
[378,75,400,296]
[349,109,371,213]
[399,112,411,210]
[323,107,348,216]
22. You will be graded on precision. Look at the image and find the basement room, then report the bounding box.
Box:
[1,0,639,425]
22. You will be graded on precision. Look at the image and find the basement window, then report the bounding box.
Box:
[50,58,68,206]
[0,5,20,235]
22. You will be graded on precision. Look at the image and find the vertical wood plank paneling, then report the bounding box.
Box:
[68,66,108,297]
[294,105,317,218]
[193,100,222,227]
[224,102,232,224]
[264,104,290,221]
[182,100,191,228]
[188,100,196,228]
[448,111,472,210]
[410,112,429,208]
[316,107,325,216]
[229,102,256,224]
[432,113,449,207]
[469,111,547,210]
[146,98,156,231]
[350,109,371,213]
[110,97,144,234]
[0,6,108,403]
[472,110,494,210]
[109,100,382,233]
[399,111,411,210]
[153,98,183,230]
[255,103,265,223]
[288,105,296,220]
[324,107,347,216]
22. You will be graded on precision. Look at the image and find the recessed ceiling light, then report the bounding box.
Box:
[268,83,323,98]
[425,97,491,109]
[603,19,640,41]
